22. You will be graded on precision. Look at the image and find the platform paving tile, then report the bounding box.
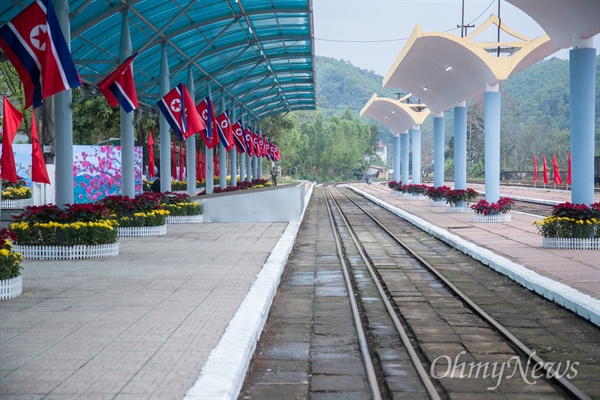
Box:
[0,222,286,399]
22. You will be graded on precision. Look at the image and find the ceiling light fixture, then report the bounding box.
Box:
[423,87,428,91]
[445,66,453,71]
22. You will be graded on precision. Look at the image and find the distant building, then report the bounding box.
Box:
[375,140,387,164]
[368,165,389,180]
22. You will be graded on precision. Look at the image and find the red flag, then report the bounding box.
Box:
[244,128,254,157]
[213,151,220,176]
[196,150,206,181]
[216,111,234,151]
[533,155,538,183]
[182,85,204,139]
[179,142,184,181]
[1,97,22,184]
[264,139,271,161]
[171,140,177,180]
[97,54,138,113]
[257,134,264,158]
[567,152,572,185]
[30,110,50,184]
[0,0,81,109]
[197,98,219,149]
[553,154,562,185]
[147,129,156,179]
[543,156,549,185]
[251,132,259,157]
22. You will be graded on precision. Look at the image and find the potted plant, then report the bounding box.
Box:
[0,228,23,300]
[1,176,33,208]
[10,203,119,259]
[159,192,203,224]
[534,202,600,249]
[470,197,514,223]
[425,185,450,205]
[444,188,479,208]
[98,193,170,237]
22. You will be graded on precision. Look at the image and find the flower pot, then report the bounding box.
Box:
[167,215,202,224]
[542,237,600,250]
[472,213,512,223]
[427,201,446,207]
[0,275,22,300]
[13,243,120,260]
[446,206,472,213]
[0,198,33,209]
[117,224,167,237]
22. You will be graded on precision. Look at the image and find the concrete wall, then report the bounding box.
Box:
[199,183,306,223]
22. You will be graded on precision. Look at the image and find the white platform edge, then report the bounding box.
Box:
[347,185,600,327]
[184,183,315,400]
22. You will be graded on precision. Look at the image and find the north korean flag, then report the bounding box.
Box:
[157,83,188,141]
[0,0,81,109]
[232,120,246,154]
[258,135,265,158]
[216,110,234,151]
[197,97,219,149]
[244,127,254,157]
[97,53,138,113]
[264,139,271,161]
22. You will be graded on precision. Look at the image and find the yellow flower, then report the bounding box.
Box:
[0,249,9,257]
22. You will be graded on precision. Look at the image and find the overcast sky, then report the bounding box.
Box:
[312,0,597,76]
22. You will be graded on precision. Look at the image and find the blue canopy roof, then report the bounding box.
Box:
[0,0,316,120]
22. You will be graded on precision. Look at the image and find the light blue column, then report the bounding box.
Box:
[119,11,135,198]
[219,96,227,189]
[186,68,196,197]
[246,118,252,182]
[433,112,445,189]
[484,83,501,203]
[252,123,258,180]
[453,102,467,190]
[400,132,409,184]
[392,134,400,182]
[230,107,237,187]
[205,85,214,194]
[410,126,421,184]
[570,43,596,206]
[53,0,74,206]
[257,126,263,179]
[159,45,171,192]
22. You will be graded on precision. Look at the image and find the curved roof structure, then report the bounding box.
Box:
[360,93,429,135]
[382,15,558,113]
[506,0,600,49]
[0,0,316,119]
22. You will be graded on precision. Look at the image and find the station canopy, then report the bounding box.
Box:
[0,0,316,119]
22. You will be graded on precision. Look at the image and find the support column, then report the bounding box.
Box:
[54,0,74,206]
[246,118,252,182]
[484,83,501,203]
[570,38,596,205]
[392,134,400,182]
[410,126,421,184]
[186,68,196,197]
[159,45,171,192]
[252,124,258,180]
[400,131,409,184]
[219,96,227,189]
[257,127,263,179]
[205,85,214,194]
[230,107,237,187]
[119,11,135,198]
[433,112,445,189]
[239,113,246,182]
[453,101,467,190]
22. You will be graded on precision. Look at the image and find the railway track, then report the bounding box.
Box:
[240,186,599,399]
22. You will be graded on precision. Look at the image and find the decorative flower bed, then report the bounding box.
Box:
[98,193,169,237]
[10,204,119,259]
[0,229,23,300]
[158,192,203,224]
[471,198,514,223]
[2,178,33,208]
[444,188,479,208]
[534,202,600,249]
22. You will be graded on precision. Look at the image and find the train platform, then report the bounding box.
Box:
[347,182,600,325]
[1,181,598,400]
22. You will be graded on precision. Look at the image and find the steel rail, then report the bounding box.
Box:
[338,185,590,400]
[322,187,382,400]
[326,186,442,400]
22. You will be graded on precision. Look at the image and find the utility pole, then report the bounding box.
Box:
[457,0,474,37]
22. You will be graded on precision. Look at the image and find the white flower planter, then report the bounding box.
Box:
[427,201,447,207]
[0,275,22,300]
[0,198,33,208]
[472,213,512,223]
[117,224,167,237]
[14,243,120,260]
[406,194,424,200]
[167,215,202,224]
[542,237,600,250]
[447,206,472,213]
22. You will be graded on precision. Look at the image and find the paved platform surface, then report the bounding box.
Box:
[0,222,287,399]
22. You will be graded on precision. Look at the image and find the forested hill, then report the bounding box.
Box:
[315,56,396,115]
